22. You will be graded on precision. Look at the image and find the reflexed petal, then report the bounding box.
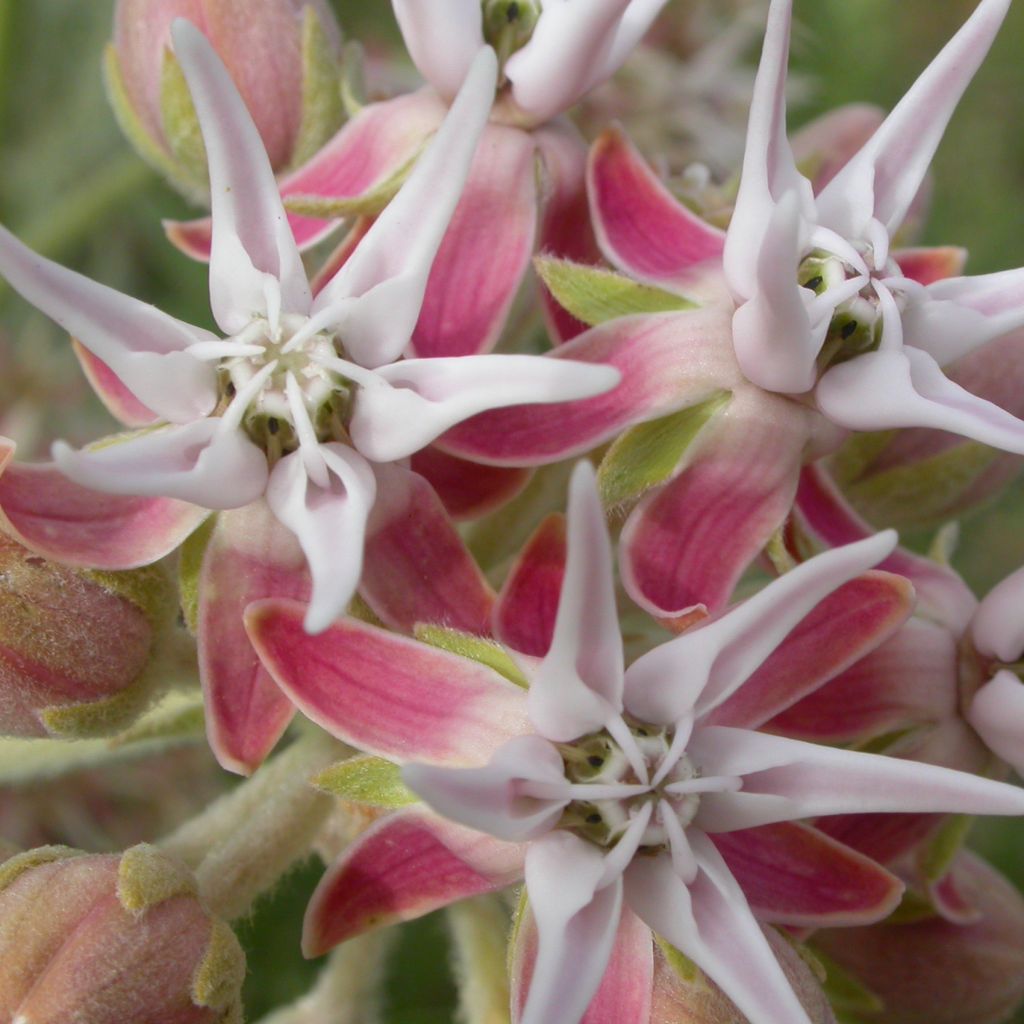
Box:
[349,356,620,463]
[403,735,569,841]
[711,822,903,927]
[198,504,309,774]
[264,444,376,633]
[816,0,1011,237]
[968,671,1024,775]
[588,126,725,284]
[410,447,530,521]
[246,600,529,765]
[311,48,498,368]
[392,0,485,99]
[625,838,814,1024]
[171,21,311,331]
[816,345,1024,453]
[691,726,1024,832]
[0,224,216,424]
[894,246,967,286]
[52,420,268,510]
[0,439,208,569]
[304,808,524,955]
[624,531,896,726]
[528,463,625,742]
[72,343,158,428]
[973,565,1024,662]
[360,462,495,634]
[520,831,624,1024]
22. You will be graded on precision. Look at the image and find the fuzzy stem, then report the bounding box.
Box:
[448,895,512,1024]
[160,729,343,919]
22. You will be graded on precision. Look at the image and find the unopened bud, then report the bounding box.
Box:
[813,851,1024,1024]
[0,844,244,1024]
[106,0,345,199]
[0,534,176,737]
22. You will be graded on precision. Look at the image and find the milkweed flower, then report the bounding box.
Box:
[246,463,1024,1024]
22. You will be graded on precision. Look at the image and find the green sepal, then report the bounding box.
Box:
[284,151,418,219]
[654,936,701,984]
[918,813,972,883]
[886,885,940,924]
[339,40,367,116]
[0,845,83,893]
[415,624,529,688]
[84,560,178,632]
[112,691,206,747]
[598,391,731,509]
[535,257,696,327]
[811,947,884,1017]
[192,917,246,1016]
[117,842,197,914]
[288,5,347,170]
[40,678,159,739]
[180,515,218,635]
[160,46,209,195]
[312,753,417,808]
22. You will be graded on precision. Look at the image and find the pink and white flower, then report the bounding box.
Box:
[247,462,1024,1024]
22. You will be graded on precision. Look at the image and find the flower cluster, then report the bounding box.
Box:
[1,0,1024,1022]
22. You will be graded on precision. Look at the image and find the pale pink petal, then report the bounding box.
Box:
[711,822,902,927]
[624,838,814,1024]
[708,571,914,730]
[624,531,896,727]
[311,48,498,368]
[197,503,309,775]
[360,462,495,634]
[588,126,725,283]
[618,388,808,624]
[438,308,742,465]
[894,246,967,286]
[404,736,569,842]
[0,440,208,569]
[410,124,538,358]
[723,0,812,301]
[349,355,620,463]
[265,444,376,633]
[304,808,524,956]
[51,419,268,510]
[392,0,484,100]
[246,599,529,765]
[171,20,310,331]
[520,831,624,1024]
[0,224,216,424]
[816,345,1024,453]
[968,671,1024,775]
[816,0,1011,238]
[71,343,158,428]
[527,462,625,742]
[409,447,530,521]
[973,565,1024,662]
[495,514,567,658]
[691,726,1024,832]
[794,463,976,631]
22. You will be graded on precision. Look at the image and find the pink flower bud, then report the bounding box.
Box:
[107,0,344,196]
[813,852,1024,1024]
[0,844,244,1024]
[0,534,174,738]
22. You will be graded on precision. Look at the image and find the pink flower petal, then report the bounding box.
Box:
[392,0,484,100]
[968,671,1024,775]
[245,600,529,766]
[711,822,903,927]
[304,808,524,956]
[171,21,311,331]
[588,126,725,283]
[624,837,814,1024]
[360,462,495,635]
[618,388,809,624]
[409,124,538,358]
[495,514,567,658]
[708,570,914,730]
[71,342,158,428]
[438,308,742,465]
[197,503,309,774]
[311,48,498,368]
[894,246,967,286]
[691,726,1024,833]
[0,224,216,424]
[409,447,530,521]
[815,0,1011,238]
[0,441,207,569]
[973,565,1024,662]
[527,463,625,742]
[624,529,895,726]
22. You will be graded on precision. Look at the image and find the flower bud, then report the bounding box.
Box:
[106,0,345,199]
[0,844,245,1024]
[0,533,176,738]
[813,852,1024,1024]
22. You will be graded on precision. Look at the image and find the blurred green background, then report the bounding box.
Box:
[0,0,1021,1020]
